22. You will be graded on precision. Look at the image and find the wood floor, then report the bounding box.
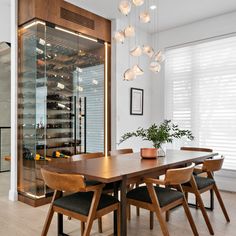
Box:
[0,172,235,236]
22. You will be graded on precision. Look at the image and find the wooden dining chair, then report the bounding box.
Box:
[71,152,104,161]
[182,157,230,235]
[180,146,214,210]
[41,168,120,236]
[71,152,111,233]
[109,148,133,156]
[126,163,199,236]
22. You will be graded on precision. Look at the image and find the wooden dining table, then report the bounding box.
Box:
[45,149,218,236]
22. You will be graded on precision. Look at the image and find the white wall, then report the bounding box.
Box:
[112,19,153,152]
[151,11,236,124]
[0,1,10,42]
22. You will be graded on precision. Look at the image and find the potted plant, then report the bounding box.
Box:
[119,120,194,158]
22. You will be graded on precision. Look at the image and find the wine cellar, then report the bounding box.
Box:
[17,0,111,206]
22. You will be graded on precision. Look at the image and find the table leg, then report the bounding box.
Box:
[113,181,119,236]
[121,175,127,236]
[57,192,69,236]
[58,213,69,236]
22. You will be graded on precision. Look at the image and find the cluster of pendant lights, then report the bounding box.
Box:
[114,0,165,81]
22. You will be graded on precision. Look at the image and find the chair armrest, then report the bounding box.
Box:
[144,178,167,186]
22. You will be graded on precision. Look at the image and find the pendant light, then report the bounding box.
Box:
[114,31,125,43]
[143,45,154,57]
[119,0,132,15]
[132,64,144,76]
[149,61,161,73]
[124,25,135,38]
[153,50,165,62]
[132,0,144,6]
[130,46,142,57]
[123,68,136,81]
[139,11,151,23]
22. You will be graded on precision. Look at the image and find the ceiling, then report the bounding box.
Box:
[66,0,236,33]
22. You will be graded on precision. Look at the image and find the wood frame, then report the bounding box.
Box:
[130,88,144,115]
[18,0,111,42]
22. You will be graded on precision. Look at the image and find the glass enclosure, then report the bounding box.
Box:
[18,20,106,198]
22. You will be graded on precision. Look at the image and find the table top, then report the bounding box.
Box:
[44,149,218,183]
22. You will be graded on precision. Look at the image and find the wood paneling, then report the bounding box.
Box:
[18,0,111,42]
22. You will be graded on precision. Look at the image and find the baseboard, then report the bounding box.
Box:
[215,169,236,192]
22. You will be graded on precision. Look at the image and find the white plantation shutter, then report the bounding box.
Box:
[165,35,236,170]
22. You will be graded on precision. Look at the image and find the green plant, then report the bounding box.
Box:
[119,120,194,148]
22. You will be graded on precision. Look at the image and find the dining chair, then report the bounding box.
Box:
[109,148,133,156]
[71,152,112,233]
[180,146,214,210]
[182,157,230,235]
[71,152,104,161]
[41,168,120,236]
[126,163,199,236]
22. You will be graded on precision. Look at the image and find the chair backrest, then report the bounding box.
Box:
[180,147,213,152]
[109,148,133,156]
[41,168,86,192]
[164,163,195,185]
[71,152,104,161]
[202,157,224,172]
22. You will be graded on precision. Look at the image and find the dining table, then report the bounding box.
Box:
[45,149,218,236]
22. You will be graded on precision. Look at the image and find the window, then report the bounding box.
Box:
[165,35,236,170]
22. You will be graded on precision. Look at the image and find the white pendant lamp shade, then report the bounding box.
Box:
[114,31,125,44]
[139,11,151,23]
[154,50,165,62]
[132,64,144,76]
[130,46,142,57]
[149,61,161,73]
[132,0,144,6]
[143,45,154,58]
[124,68,136,81]
[124,25,135,38]
[119,0,132,15]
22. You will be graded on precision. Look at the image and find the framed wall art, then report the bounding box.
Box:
[130,88,143,115]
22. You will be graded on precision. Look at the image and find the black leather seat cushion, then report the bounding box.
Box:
[54,192,119,216]
[183,176,215,190]
[127,186,183,207]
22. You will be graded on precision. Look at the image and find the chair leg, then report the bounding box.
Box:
[189,177,214,235]
[127,204,131,220]
[212,184,230,222]
[81,221,85,235]
[136,207,140,216]
[210,189,214,210]
[182,198,199,236]
[98,218,103,233]
[165,210,170,222]
[41,204,54,236]
[150,211,154,230]
[194,191,214,235]
[41,191,58,236]
[154,210,170,236]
